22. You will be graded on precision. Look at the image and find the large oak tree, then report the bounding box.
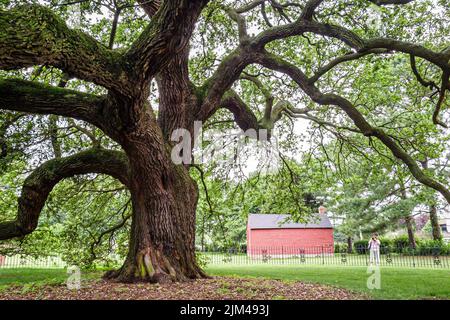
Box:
[0,0,449,282]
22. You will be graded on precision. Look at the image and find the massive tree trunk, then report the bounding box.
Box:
[103,112,205,283]
[106,168,205,283]
[106,46,206,283]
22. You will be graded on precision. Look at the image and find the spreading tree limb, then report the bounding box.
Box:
[0,78,106,128]
[257,50,450,204]
[0,148,130,240]
[0,4,129,94]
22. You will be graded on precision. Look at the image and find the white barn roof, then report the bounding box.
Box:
[248,213,333,229]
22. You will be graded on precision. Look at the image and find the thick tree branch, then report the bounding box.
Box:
[309,49,390,83]
[363,39,450,71]
[223,5,249,43]
[409,55,440,90]
[136,0,161,17]
[199,12,449,126]
[252,19,366,50]
[250,18,449,73]
[0,79,106,128]
[125,0,208,84]
[0,4,129,94]
[432,71,449,128]
[368,0,414,5]
[300,0,325,20]
[236,0,266,14]
[0,148,130,240]
[219,90,260,131]
[198,18,369,119]
[240,74,274,120]
[257,50,450,204]
[197,47,257,122]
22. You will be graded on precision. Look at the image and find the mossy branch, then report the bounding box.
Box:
[0,78,105,127]
[0,148,130,241]
[0,4,129,94]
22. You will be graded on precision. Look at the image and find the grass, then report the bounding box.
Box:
[0,266,449,299]
[206,264,450,300]
[0,268,102,292]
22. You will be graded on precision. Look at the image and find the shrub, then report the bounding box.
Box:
[353,239,368,254]
[334,243,348,253]
[378,237,393,254]
[196,252,211,268]
[393,235,413,252]
[334,244,340,253]
[416,240,449,256]
[351,236,449,256]
[378,236,420,254]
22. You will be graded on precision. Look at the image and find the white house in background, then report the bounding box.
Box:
[326,211,343,228]
[439,215,450,243]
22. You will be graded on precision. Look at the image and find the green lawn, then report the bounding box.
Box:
[206,264,450,300]
[0,268,102,292]
[0,266,449,300]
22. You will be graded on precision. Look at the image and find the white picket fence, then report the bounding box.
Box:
[0,255,66,269]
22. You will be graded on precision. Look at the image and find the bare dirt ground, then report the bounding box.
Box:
[0,276,367,300]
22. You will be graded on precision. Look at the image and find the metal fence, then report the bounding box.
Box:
[200,246,450,269]
[1,246,449,269]
[0,255,66,269]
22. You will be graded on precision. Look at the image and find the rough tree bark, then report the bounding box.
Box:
[347,237,353,254]
[103,112,206,282]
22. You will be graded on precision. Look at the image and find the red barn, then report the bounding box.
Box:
[247,211,334,257]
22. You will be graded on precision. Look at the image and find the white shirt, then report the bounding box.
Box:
[368,239,380,251]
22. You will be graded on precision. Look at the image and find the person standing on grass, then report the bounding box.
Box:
[368,233,381,266]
